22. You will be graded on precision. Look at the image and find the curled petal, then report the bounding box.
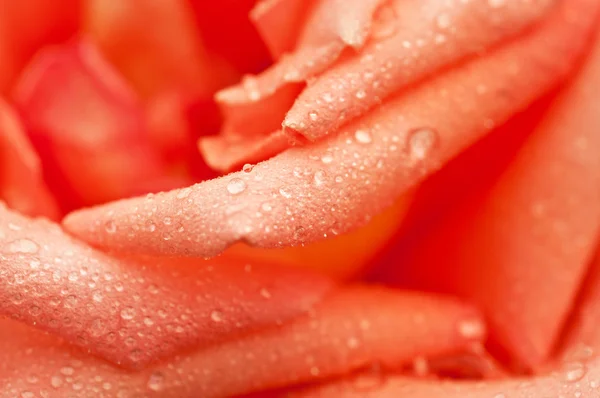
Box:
[283,0,557,141]
[388,24,600,367]
[0,286,484,397]
[0,98,59,219]
[64,0,599,258]
[292,357,600,398]
[13,39,173,209]
[215,0,385,137]
[0,204,333,369]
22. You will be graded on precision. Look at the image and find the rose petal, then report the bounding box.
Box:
[199,130,291,173]
[0,203,333,369]
[0,98,59,219]
[383,24,600,367]
[63,0,599,258]
[0,286,484,397]
[83,0,236,99]
[13,39,173,209]
[292,357,600,398]
[251,0,310,59]
[0,0,79,94]
[282,0,557,142]
[214,0,385,138]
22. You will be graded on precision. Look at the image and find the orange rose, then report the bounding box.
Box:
[1,1,600,397]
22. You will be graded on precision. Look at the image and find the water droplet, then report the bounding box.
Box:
[60,367,74,376]
[308,111,319,121]
[313,170,327,186]
[406,127,439,161]
[176,188,191,199]
[29,305,41,316]
[105,220,117,234]
[50,376,63,388]
[351,363,386,392]
[354,129,372,144]
[321,154,334,164]
[7,239,39,254]
[493,394,506,398]
[147,371,165,392]
[210,310,223,323]
[436,13,451,29]
[261,203,273,212]
[144,317,154,326]
[260,288,272,299]
[372,5,397,39]
[20,391,35,398]
[279,187,292,199]
[347,337,360,349]
[563,362,587,383]
[227,178,247,195]
[488,0,506,8]
[355,89,366,99]
[120,307,136,320]
[458,319,484,339]
[242,164,254,173]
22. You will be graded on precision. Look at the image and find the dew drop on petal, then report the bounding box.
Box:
[7,239,39,254]
[104,220,117,234]
[120,307,136,320]
[488,0,507,8]
[176,187,192,199]
[309,111,319,121]
[210,310,223,323]
[406,127,439,161]
[354,129,372,144]
[147,371,165,392]
[242,164,254,173]
[457,319,484,339]
[227,178,247,195]
[563,362,587,383]
[279,188,292,199]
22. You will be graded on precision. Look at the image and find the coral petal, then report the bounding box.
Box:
[283,0,557,141]
[13,39,169,209]
[0,286,484,397]
[0,204,333,369]
[0,98,59,219]
[199,130,291,173]
[63,0,599,258]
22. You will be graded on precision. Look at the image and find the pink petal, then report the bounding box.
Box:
[13,39,171,209]
[283,0,557,142]
[384,22,600,367]
[292,357,600,398]
[215,0,385,138]
[0,97,59,219]
[251,0,310,59]
[63,0,599,258]
[0,286,484,397]
[0,203,333,369]
[199,130,291,173]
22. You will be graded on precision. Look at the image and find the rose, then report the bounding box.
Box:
[1,1,600,398]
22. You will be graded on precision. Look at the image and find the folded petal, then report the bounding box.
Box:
[293,356,600,398]
[283,0,556,142]
[13,39,174,209]
[0,204,333,369]
[0,286,484,397]
[215,0,385,138]
[0,98,59,219]
[384,23,600,367]
[64,0,599,258]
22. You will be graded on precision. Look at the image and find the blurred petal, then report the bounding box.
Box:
[387,23,600,367]
[0,0,79,94]
[0,286,484,397]
[13,39,173,209]
[0,98,58,219]
[251,0,310,59]
[0,204,333,369]
[64,0,599,258]
[283,0,556,142]
[83,0,235,99]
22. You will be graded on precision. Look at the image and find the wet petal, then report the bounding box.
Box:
[283,0,556,142]
[386,23,600,367]
[64,0,599,258]
[293,357,600,398]
[13,39,172,209]
[0,286,484,397]
[0,98,59,219]
[0,204,333,369]
[199,130,291,173]
[215,0,385,138]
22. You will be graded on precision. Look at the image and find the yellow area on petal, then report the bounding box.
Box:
[223,194,413,279]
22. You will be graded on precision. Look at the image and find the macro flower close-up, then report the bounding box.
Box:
[1,0,600,397]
